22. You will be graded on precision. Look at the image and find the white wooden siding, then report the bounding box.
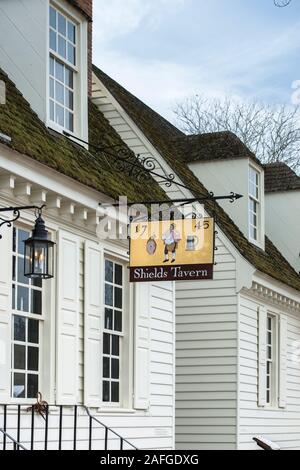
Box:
[176,238,238,450]
[238,293,300,450]
[0,0,48,122]
[77,247,176,449]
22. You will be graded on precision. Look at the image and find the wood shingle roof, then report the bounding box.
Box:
[264,162,300,193]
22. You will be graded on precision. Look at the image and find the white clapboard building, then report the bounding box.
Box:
[0,0,176,450]
[91,67,300,450]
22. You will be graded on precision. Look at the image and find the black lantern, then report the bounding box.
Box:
[24,213,55,279]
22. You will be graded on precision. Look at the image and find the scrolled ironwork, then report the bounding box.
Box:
[0,209,20,239]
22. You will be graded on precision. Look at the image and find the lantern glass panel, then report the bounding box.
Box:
[24,239,54,279]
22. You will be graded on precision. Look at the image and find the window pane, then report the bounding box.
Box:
[14,344,26,370]
[18,230,29,255]
[55,81,64,105]
[55,104,64,127]
[17,286,29,312]
[50,100,55,121]
[266,390,270,404]
[14,316,26,342]
[55,60,64,82]
[267,346,272,360]
[28,347,39,371]
[268,332,272,345]
[13,373,25,398]
[114,311,122,333]
[12,256,16,281]
[114,264,123,286]
[112,335,119,356]
[65,90,74,110]
[50,78,54,98]
[32,277,42,288]
[105,284,113,307]
[103,381,110,402]
[12,285,16,310]
[103,333,110,355]
[58,13,66,36]
[18,256,29,285]
[103,357,110,378]
[67,21,76,43]
[58,35,66,59]
[111,359,119,379]
[28,319,39,344]
[66,111,74,132]
[111,382,119,403]
[50,56,55,76]
[49,6,56,29]
[67,43,75,65]
[13,227,16,252]
[49,29,57,52]
[105,261,113,283]
[105,309,113,330]
[65,68,73,88]
[31,290,42,315]
[115,287,122,309]
[27,374,38,399]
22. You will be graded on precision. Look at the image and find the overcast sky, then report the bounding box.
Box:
[93,0,300,121]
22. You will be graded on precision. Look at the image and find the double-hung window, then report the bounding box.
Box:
[49,5,76,132]
[249,167,260,242]
[103,260,124,405]
[11,228,43,399]
[266,314,278,406]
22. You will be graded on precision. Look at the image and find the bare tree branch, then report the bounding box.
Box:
[173,95,300,173]
[274,0,292,7]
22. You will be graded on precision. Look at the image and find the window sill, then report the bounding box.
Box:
[260,405,286,411]
[96,408,137,415]
[249,237,264,250]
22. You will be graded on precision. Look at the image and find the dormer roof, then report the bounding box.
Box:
[264,162,300,193]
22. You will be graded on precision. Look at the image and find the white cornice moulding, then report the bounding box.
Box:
[245,279,300,312]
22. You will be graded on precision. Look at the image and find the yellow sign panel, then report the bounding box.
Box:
[130,218,215,282]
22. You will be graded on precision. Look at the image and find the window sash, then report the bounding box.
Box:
[11,228,43,400]
[266,315,277,406]
[248,167,260,241]
[49,5,77,67]
[48,4,77,132]
[102,260,124,405]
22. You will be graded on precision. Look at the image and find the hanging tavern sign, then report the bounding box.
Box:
[129,218,215,282]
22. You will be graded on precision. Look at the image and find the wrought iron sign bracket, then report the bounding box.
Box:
[0,204,46,239]
[99,193,243,209]
[62,133,243,212]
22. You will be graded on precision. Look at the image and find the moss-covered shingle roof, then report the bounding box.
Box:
[264,162,300,193]
[173,131,261,167]
[93,65,300,291]
[0,68,166,203]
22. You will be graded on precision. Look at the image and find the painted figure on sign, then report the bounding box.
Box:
[162,223,181,263]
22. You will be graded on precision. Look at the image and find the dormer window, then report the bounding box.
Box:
[49,5,76,132]
[249,166,260,242]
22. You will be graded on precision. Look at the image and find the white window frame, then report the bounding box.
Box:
[248,165,261,245]
[47,0,88,144]
[266,313,279,408]
[10,225,45,404]
[9,220,56,406]
[101,254,132,410]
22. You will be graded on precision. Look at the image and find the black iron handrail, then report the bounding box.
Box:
[82,406,137,450]
[0,404,138,451]
[0,428,27,451]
